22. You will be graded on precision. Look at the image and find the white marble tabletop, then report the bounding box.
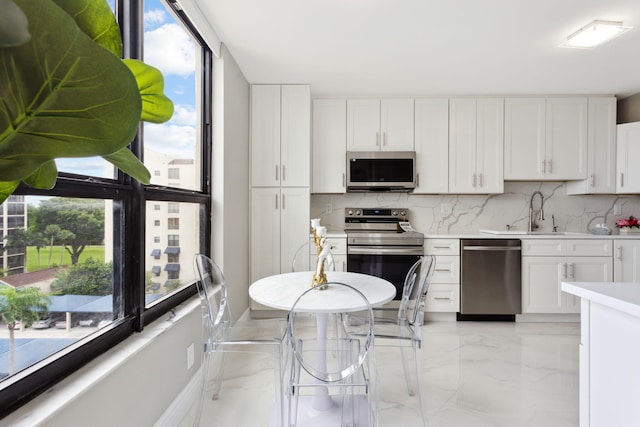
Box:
[561,281,640,318]
[249,271,396,313]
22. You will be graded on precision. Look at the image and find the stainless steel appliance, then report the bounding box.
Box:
[459,239,522,320]
[345,208,424,299]
[346,151,416,192]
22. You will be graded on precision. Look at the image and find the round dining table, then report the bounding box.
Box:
[249,270,396,426]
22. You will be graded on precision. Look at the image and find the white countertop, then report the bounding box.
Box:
[424,231,640,239]
[561,282,640,318]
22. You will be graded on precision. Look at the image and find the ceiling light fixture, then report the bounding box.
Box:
[560,20,632,49]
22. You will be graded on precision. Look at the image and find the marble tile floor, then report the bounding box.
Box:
[181,321,580,427]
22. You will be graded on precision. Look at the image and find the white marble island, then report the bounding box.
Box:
[561,281,640,427]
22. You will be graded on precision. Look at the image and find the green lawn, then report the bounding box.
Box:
[25,246,106,272]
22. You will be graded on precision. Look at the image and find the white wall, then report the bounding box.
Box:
[212,44,251,320]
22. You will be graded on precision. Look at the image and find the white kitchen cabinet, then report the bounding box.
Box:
[250,187,310,282]
[346,98,414,151]
[521,239,612,314]
[613,239,640,282]
[504,97,587,180]
[448,98,504,193]
[310,234,347,272]
[616,121,640,193]
[251,84,310,187]
[413,98,449,193]
[312,99,347,193]
[424,239,460,312]
[567,97,617,195]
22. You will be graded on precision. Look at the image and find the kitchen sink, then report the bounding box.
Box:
[479,229,587,236]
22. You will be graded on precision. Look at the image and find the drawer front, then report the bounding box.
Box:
[425,239,460,256]
[521,239,565,256]
[309,237,347,255]
[432,255,460,283]
[565,239,612,257]
[425,284,460,312]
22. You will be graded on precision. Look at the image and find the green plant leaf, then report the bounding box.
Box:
[52,0,122,57]
[23,160,58,189]
[103,148,151,184]
[0,181,19,205]
[0,0,142,183]
[124,59,175,123]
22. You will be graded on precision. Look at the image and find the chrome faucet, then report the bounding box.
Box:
[528,191,545,232]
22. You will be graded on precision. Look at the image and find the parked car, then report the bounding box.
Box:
[32,317,56,329]
[55,320,75,329]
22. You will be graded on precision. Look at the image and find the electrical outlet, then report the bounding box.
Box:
[325,203,332,213]
[614,204,622,215]
[187,343,195,370]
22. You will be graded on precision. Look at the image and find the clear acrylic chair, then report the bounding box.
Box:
[284,281,378,426]
[193,254,286,427]
[364,255,435,426]
[291,241,335,272]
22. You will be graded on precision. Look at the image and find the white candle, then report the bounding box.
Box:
[311,218,320,229]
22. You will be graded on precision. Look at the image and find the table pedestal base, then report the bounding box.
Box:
[269,395,371,426]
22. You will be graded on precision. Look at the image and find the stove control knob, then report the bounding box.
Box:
[347,209,354,216]
[391,210,398,216]
[356,209,362,216]
[400,210,406,217]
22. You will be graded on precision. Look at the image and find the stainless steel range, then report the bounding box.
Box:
[345,208,424,300]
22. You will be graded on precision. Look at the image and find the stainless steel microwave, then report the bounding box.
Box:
[346,151,416,192]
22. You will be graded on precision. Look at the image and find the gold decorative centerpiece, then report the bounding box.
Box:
[310,218,330,290]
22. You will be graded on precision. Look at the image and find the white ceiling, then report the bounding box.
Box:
[194,0,640,98]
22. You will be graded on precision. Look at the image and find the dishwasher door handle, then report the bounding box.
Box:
[463,246,522,251]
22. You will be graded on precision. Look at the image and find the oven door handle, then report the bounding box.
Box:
[348,246,424,256]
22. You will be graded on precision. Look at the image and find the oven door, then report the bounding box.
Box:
[347,246,423,300]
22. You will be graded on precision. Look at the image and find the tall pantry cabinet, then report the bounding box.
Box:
[250,85,311,284]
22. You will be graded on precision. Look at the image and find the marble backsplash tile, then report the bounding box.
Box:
[311,182,640,235]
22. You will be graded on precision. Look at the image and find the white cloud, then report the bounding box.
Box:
[144,23,195,77]
[171,104,196,126]
[144,122,196,156]
[144,9,166,27]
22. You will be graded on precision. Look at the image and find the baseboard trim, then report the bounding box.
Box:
[154,366,202,427]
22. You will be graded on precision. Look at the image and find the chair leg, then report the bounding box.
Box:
[400,344,427,427]
[194,350,212,427]
[209,351,226,400]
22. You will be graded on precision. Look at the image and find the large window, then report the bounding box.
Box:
[0,0,212,415]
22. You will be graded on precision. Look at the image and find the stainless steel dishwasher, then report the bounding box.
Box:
[458,239,522,321]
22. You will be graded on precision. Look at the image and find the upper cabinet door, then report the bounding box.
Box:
[380,99,414,151]
[346,99,381,151]
[617,121,640,193]
[312,99,347,193]
[448,98,477,193]
[567,97,617,195]
[545,97,587,180]
[280,85,311,187]
[414,98,449,193]
[251,85,281,187]
[504,98,545,180]
[475,98,504,193]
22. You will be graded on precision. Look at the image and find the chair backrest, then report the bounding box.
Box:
[287,281,374,383]
[291,241,336,272]
[397,255,436,326]
[194,254,231,330]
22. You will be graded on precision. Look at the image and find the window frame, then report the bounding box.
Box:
[0,0,212,415]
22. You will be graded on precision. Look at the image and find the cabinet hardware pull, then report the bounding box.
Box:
[479,173,483,187]
[282,165,285,181]
[433,245,451,249]
[621,172,625,187]
[548,159,552,173]
[376,132,380,146]
[416,173,420,187]
[342,173,346,188]
[570,262,575,279]
[282,194,285,209]
[563,262,567,279]
[472,174,477,187]
[275,194,278,209]
[616,246,623,261]
[541,160,546,174]
[383,132,387,146]
[589,174,595,187]
[434,268,451,272]
[434,297,451,300]
[275,165,279,181]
